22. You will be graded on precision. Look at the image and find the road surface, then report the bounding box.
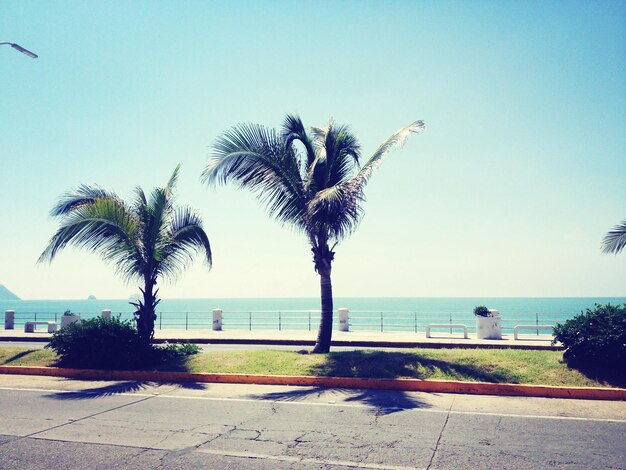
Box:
[0,375,624,469]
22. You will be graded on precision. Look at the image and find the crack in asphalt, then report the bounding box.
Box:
[425,395,455,470]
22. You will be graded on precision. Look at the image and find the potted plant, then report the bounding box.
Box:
[60,309,81,328]
[474,305,502,340]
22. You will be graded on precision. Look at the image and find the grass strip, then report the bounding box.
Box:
[0,347,622,388]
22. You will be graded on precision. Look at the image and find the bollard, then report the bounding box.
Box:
[61,312,81,328]
[4,310,15,330]
[212,308,223,331]
[476,309,502,340]
[101,309,112,320]
[338,308,349,332]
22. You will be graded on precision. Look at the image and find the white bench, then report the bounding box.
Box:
[24,321,57,333]
[513,325,553,340]
[426,324,468,339]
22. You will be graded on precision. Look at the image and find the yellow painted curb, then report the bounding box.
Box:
[0,365,624,400]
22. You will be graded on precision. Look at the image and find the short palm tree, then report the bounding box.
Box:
[202,115,424,353]
[602,219,626,254]
[39,165,212,341]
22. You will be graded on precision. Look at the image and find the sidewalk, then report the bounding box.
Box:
[0,328,560,350]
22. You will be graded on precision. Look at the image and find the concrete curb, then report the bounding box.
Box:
[0,365,623,401]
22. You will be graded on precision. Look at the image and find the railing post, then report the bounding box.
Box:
[308,311,311,331]
[278,311,282,331]
[449,313,452,334]
[249,312,252,331]
[4,310,15,330]
[380,312,383,332]
[101,309,111,320]
[414,312,417,333]
[34,312,37,322]
[185,312,189,330]
[212,308,223,331]
[159,312,162,330]
[536,312,539,336]
[338,308,349,332]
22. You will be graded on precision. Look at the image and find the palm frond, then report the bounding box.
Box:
[324,122,361,187]
[306,179,364,241]
[157,207,213,281]
[39,198,143,283]
[355,120,425,186]
[601,220,626,254]
[282,114,316,171]
[203,123,307,227]
[50,185,121,217]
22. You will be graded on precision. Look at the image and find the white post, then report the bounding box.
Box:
[338,308,349,332]
[101,309,112,320]
[4,310,15,330]
[212,308,223,331]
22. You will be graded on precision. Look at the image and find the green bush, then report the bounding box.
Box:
[46,316,201,370]
[473,305,491,317]
[553,303,626,368]
[46,316,158,369]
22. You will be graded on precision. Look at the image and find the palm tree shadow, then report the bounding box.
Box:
[310,350,518,384]
[44,379,207,400]
[3,350,34,364]
[44,381,149,400]
[248,386,431,416]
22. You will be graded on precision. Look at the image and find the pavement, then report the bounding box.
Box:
[0,328,559,350]
[0,375,624,469]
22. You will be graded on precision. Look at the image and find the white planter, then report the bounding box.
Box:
[61,314,81,328]
[475,316,502,340]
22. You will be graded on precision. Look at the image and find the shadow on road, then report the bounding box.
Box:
[248,386,431,415]
[43,379,207,400]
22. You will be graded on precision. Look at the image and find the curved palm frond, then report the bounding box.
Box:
[601,220,626,254]
[140,166,180,269]
[354,120,425,188]
[306,122,361,194]
[203,123,307,227]
[282,114,316,170]
[39,197,143,283]
[157,206,213,281]
[306,179,364,241]
[50,184,122,217]
[324,122,361,187]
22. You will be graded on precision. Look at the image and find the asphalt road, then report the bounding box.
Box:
[0,376,624,469]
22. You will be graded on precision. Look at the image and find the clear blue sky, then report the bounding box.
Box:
[1,0,625,300]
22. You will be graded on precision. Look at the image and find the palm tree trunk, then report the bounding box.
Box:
[313,267,334,353]
[136,281,156,342]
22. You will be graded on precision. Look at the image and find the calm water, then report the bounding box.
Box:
[2,297,625,332]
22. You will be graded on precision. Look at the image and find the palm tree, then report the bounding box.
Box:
[602,219,626,254]
[202,115,424,353]
[39,165,212,341]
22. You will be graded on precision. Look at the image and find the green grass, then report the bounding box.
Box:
[0,347,622,388]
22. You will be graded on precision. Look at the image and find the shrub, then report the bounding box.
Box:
[553,303,626,368]
[46,316,157,369]
[473,306,491,317]
[158,342,201,361]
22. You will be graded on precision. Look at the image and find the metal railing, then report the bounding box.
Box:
[2,309,561,334]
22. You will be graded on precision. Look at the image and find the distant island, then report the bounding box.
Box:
[87,295,97,300]
[0,284,20,301]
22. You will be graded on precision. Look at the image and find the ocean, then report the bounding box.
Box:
[2,297,625,333]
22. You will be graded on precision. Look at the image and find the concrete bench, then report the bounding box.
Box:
[513,325,553,340]
[426,324,468,339]
[24,321,57,333]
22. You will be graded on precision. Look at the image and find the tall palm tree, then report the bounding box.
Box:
[202,115,424,353]
[602,219,626,254]
[39,165,212,341]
